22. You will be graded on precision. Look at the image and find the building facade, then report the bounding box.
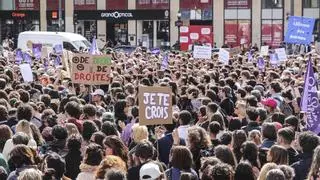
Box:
[0,0,319,49]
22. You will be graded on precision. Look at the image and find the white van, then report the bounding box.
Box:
[18,31,91,52]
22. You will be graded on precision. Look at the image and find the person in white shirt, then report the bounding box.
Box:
[177,110,192,142]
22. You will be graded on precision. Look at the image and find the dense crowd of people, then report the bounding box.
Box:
[0,41,319,180]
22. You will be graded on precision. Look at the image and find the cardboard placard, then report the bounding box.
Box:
[138,86,173,126]
[71,54,112,85]
[275,48,287,61]
[193,45,212,59]
[260,46,269,56]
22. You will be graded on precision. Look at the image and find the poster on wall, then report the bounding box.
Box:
[180,25,213,51]
[15,0,40,10]
[262,21,283,48]
[74,0,96,10]
[225,0,251,9]
[224,20,251,47]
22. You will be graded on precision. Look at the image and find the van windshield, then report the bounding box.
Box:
[72,40,91,50]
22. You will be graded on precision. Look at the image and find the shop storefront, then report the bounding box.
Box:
[224,0,252,48]
[136,0,169,48]
[0,0,40,46]
[74,0,97,41]
[75,9,169,48]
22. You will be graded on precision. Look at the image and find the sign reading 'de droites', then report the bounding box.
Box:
[71,54,112,85]
[285,16,315,44]
[139,86,172,126]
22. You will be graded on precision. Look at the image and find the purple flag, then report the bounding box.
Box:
[151,48,160,55]
[54,56,61,66]
[23,53,32,64]
[32,43,42,59]
[301,57,320,134]
[257,57,265,70]
[161,55,169,70]
[270,53,279,66]
[89,38,100,55]
[248,50,253,62]
[15,49,23,64]
[54,44,63,55]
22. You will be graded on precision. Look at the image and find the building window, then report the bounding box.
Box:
[74,0,96,10]
[262,0,283,9]
[224,0,251,47]
[261,0,283,48]
[303,0,320,8]
[106,0,127,10]
[136,0,169,9]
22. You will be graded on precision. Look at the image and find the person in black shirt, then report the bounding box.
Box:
[277,127,299,165]
[218,86,235,116]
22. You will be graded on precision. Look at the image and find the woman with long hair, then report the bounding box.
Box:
[214,145,238,169]
[103,135,128,164]
[0,125,12,153]
[95,155,127,179]
[129,124,148,150]
[29,123,45,147]
[165,146,198,180]
[234,161,255,180]
[267,145,288,165]
[7,145,40,180]
[307,146,320,179]
[3,120,37,160]
[232,130,247,162]
[77,143,104,180]
[187,126,212,172]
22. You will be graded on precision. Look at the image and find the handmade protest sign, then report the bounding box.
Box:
[138,86,172,126]
[219,48,230,65]
[20,64,33,82]
[260,46,269,56]
[32,43,42,59]
[285,16,315,45]
[193,45,212,59]
[54,44,63,55]
[275,48,287,61]
[71,54,111,85]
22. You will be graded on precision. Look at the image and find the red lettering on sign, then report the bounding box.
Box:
[12,12,26,18]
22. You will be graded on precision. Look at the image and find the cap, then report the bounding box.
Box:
[140,162,161,180]
[91,89,104,96]
[261,98,277,109]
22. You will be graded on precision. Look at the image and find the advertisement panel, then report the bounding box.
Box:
[107,0,127,10]
[15,0,40,10]
[262,20,283,48]
[180,25,213,51]
[225,20,251,47]
[74,0,96,10]
[225,0,251,9]
[137,0,169,9]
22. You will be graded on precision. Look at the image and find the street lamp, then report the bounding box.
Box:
[175,11,183,50]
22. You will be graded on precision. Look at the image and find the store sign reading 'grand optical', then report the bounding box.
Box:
[101,11,133,19]
[75,10,169,21]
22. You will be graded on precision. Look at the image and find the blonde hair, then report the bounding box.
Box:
[258,163,278,180]
[95,155,127,179]
[65,123,80,136]
[18,168,42,180]
[248,130,262,146]
[132,124,149,143]
[308,146,320,179]
[16,120,33,139]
